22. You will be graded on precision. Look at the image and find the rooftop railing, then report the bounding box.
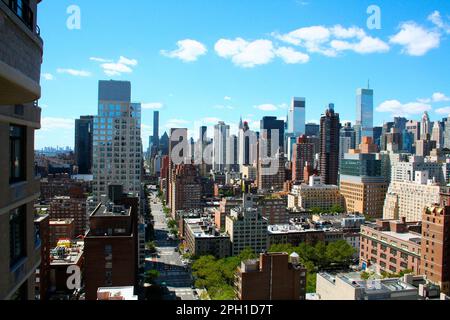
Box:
[1,0,40,35]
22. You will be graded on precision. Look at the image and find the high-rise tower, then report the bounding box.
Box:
[93,80,142,200]
[319,104,341,185]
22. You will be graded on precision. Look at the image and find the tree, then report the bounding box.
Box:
[167,219,177,229]
[146,241,156,253]
[310,207,323,214]
[330,204,345,214]
[325,240,355,267]
[144,270,160,284]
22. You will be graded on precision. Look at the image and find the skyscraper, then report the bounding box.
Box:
[431,121,444,148]
[213,121,230,172]
[305,123,320,137]
[356,88,374,139]
[238,121,251,168]
[319,104,340,185]
[152,111,160,149]
[93,80,142,200]
[260,116,285,156]
[288,97,306,136]
[75,116,94,174]
[339,122,356,163]
[292,135,314,183]
[340,137,387,218]
[421,111,432,140]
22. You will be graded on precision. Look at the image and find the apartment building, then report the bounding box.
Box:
[48,196,87,237]
[421,200,450,295]
[340,142,387,218]
[225,207,268,256]
[0,0,43,300]
[390,155,445,185]
[258,195,288,225]
[183,218,230,258]
[235,252,307,300]
[48,219,75,247]
[170,163,202,218]
[383,171,442,222]
[288,176,343,211]
[84,199,138,300]
[360,219,422,275]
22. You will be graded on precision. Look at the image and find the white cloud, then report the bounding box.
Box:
[389,22,440,56]
[161,39,207,62]
[101,63,133,76]
[90,56,138,76]
[57,68,91,77]
[330,25,366,39]
[428,11,450,34]
[273,26,331,46]
[435,107,450,115]
[432,92,450,102]
[417,92,450,104]
[331,36,389,54]
[215,38,275,68]
[273,24,388,57]
[89,57,113,63]
[42,73,54,80]
[275,47,310,64]
[254,104,278,111]
[224,96,232,101]
[118,56,138,66]
[142,102,164,110]
[40,117,75,131]
[376,99,432,116]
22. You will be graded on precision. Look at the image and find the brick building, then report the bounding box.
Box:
[235,252,307,300]
[421,197,450,295]
[84,198,138,300]
[48,219,75,247]
[360,219,422,275]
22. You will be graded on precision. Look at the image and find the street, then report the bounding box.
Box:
[146,189,198,300]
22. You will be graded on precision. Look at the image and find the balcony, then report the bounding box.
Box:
[0,0,43,105]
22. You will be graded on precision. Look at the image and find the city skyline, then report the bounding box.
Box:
[36,0,450,149]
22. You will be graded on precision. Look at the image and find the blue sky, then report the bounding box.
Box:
[36,0,450,149]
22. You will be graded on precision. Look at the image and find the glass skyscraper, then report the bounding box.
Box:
[93,80,142,200]
[288,97,306,136]
[356,88,374,139]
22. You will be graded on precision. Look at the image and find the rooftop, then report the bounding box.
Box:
[49,218,74,226]
[97,287,138,300]
[185,218,228,238]
[268,223,338,235]
[50,240,84,266]
[321,272,417,294]
[93,203,130,217]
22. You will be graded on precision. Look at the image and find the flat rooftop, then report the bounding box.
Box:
[268,224,337,235]
[94,203,130,217]
[321,272,417,294]
[185,218,228,238]
[97,287,137,300]
[381,230,422,244]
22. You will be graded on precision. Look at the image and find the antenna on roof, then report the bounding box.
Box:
[368,79,370,90]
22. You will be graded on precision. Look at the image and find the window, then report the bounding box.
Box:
[9,125,26,184]
[10,206,26,267]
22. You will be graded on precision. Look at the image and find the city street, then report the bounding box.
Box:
[145,189,198,300]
